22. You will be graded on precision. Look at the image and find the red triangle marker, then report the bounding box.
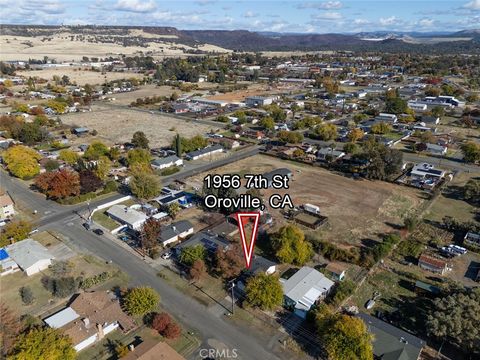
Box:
[235,212,260,269]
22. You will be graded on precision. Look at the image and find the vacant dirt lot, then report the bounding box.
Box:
[208,84,271,102]
[17,67,143,86]
[108,84,176,105]
[59,104,212,147]
[188,155,424,246]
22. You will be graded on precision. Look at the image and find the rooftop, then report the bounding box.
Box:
[106,205,148,225]
[6,239,54,270]
[357,313,424,360]
[158,220,193,242]
[281,266,334,311]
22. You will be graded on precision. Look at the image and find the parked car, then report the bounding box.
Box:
[83,222,91,230]
[93,229,104,235]
[161,251,172,260]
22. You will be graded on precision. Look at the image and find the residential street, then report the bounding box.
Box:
[0,169,287,360]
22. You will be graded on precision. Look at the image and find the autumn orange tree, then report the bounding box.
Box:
[140,218,162,251]
[189,259,206,281]
[0,302,22,355]
[35,168,80,200]
[214,243,244,279]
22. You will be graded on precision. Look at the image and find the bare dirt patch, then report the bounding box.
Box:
[187,155,424,246]
[59,104,212,147]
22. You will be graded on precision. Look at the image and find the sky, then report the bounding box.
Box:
[1,0,480,34]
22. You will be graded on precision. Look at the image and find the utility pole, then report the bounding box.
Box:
[228,279,236,315]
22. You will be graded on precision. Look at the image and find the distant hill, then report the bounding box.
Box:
[1,24,480,55]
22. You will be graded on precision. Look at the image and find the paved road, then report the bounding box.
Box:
[1,168,286,360]
[163,145,261,185]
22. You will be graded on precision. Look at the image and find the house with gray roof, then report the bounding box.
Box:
[174,231,230,257]
[185,144,224,161]
[280,266,334,319]
[357,313,425,360]
[6,238,55,276]
[158,220,194,246]
[151,155,183,170]
[106,205,148,230]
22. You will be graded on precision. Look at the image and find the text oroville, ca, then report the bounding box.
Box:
[203,174,294,211]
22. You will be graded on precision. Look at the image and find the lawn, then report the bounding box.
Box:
[92,210,121,231]
[1,254,128,317]
[425,172,479,224]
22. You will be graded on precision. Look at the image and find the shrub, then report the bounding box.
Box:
[163,322,182,339]
[20,286,35,305]
[80,272,112,289]
[151,312,171,333]
[160,166,180,176]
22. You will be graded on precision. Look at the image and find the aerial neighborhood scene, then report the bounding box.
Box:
[0,1,480,359]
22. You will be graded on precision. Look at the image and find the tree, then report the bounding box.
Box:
[129,171,161,200]
[140,218,162,251]
[271,225,313,265]
[426,288,480,353]
[175,133,182,157]
[167,202,181,220]
[314,123,337,141]
[163,322,182,339]
[245,273,283,310]
[84,141,109,160]
[9,327,76,360]
[179,245,205,266]
[151,312,171,333]
[58,149,79,165]
[18,122,46,145]
[127,148,151,168]
[35,169,80,200]
[124,287,160,316]
[20,286,35,305]
[79,169,103,194]
[214,243,244,279]
[132,131,149,149]
[189,259,206,281]
[260,116,275,130]
[0,302,22,355]
[93,155,111,180]
[3,145,41,179]
[347,128,364,143]
[464,179,480,204]
[328,280,356,307]
[385,97,407,114]
[0,220,32,247]
[371,121,391,134]
[343,142,359,154]
[461,142,480,163]
[278,130,303,144]
[319,314,373,360]
[50,261,73,277]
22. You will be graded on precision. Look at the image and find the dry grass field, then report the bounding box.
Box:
[188,155,424,246]
[0,29,229,62]
[59,104,212,147]
[17,67,143,86]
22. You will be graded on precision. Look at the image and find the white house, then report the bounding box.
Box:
[185,144,223,161]
[150,155,183,170]
[280,266,334,319]
[407,101,428,112]
[375,113,398,123]
[411,163,446,179]
[0,190,15,220]
[6,239,54,276]
[245,96,274,107]
[158,220,194,246]
[106,205,148,230]
[317,148,345,162]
